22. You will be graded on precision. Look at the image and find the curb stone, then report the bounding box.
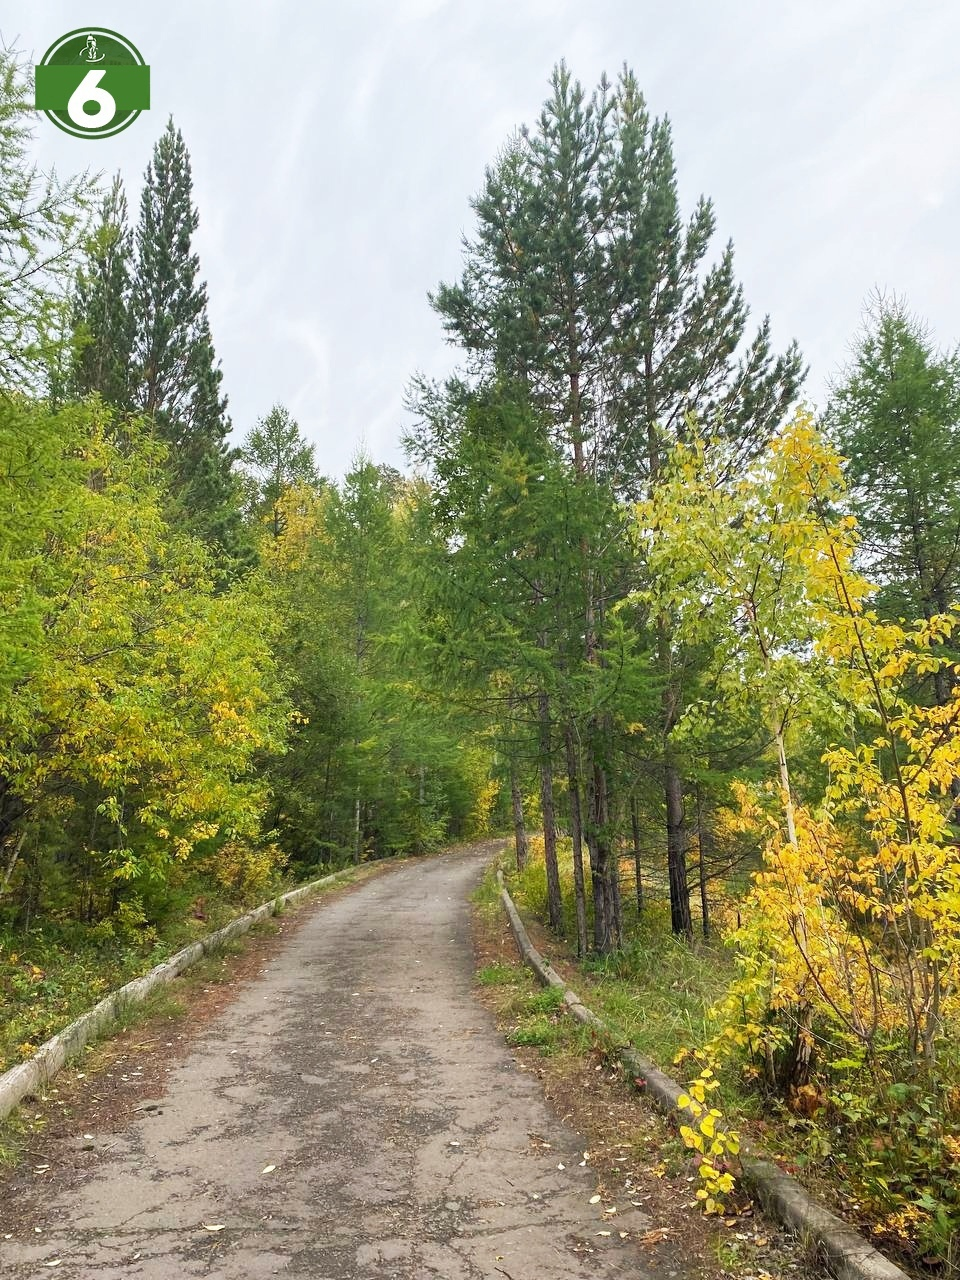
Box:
[0,866,362,1122]
[495,870,911,1280]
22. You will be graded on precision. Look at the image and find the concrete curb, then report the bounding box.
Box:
[0,865,361,1123]
[496,871,911,1280]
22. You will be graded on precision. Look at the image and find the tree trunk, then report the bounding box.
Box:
[666,762,692,939]
[585,749,616,953]
[510,765,528,873]
[630,793,643,916]
[538,692,563,933]
[0,775,25,852]
[781,1003,815,1090]
[695,783,711,940]
[563,725,589,957]
[610,838,623,947]
[0,831,25,899]
[646,357,692,943]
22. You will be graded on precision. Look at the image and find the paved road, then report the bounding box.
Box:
[5,847,654,1278]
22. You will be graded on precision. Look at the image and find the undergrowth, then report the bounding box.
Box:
[501,845,960,1273]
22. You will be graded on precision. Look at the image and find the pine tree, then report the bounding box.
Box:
[131,118,242,555]
[428,63,804,940]
[71,175,135,407]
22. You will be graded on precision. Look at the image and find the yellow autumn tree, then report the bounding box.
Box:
[641,407,960,1245]
[0,394,290,918]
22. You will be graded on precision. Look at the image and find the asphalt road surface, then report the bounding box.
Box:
[4,845,656,1278]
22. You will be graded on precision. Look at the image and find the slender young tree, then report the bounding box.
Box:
[71,175,135,407]
[239,404,321,535]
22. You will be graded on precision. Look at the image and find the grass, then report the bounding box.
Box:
[474,865,591,1061]
[506,851,737,1086]
[0,864,365,1075]
[476,961,522,986]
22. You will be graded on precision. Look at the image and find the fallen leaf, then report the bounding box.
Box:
[261,1164,276,1175]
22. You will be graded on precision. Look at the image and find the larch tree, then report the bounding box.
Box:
[828,295,960,710]
[0,49,91,392]
[239,404,321,536]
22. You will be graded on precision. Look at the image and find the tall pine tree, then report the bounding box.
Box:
[429,63,804,940]
[131,119,244,558]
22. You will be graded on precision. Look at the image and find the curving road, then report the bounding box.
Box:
[4,845,655,1278]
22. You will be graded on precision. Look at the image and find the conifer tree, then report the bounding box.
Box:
[131,119,242,555]
[0,50,91,391]
[429,63,804,940]
[240,404,321,535]
[829,296,960,708]
[72,175,135,407]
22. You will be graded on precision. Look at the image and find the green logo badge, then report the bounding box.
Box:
[35,29,150,139]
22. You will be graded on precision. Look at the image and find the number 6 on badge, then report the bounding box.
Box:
[35,28,150,139]
[66,70,117,129]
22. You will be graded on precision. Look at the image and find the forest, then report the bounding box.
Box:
[2,50,960,1266]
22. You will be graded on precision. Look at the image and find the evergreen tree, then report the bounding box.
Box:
[71,175,135,407]
[0,50,92,391]
[131,119,242,555]
[426,63,804,940]
[829,296,960,707]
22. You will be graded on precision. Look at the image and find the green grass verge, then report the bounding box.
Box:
[503,853,754,1118]
[0,865,365,1074]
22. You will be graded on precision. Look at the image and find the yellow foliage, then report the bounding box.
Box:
[202,839,286,899]
[0,403,292,890]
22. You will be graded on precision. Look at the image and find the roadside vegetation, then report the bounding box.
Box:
[0,50,494,1072]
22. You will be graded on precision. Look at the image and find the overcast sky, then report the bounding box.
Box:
[7,2,959,476]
